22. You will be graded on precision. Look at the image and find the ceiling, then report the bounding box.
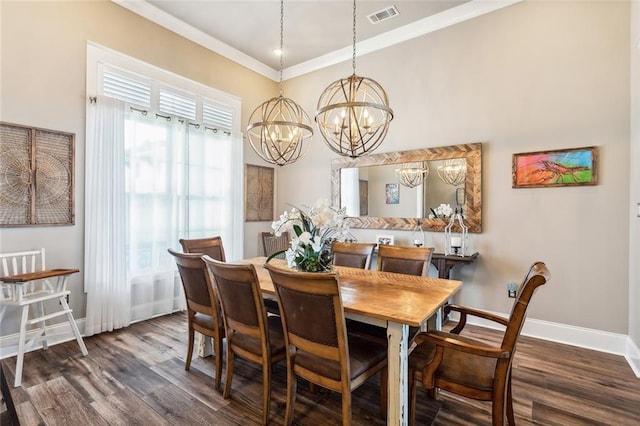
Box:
[113,0,521,81]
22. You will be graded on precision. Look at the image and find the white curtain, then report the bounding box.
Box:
[84,96,130,336]
[85,98,242,334]
[125,112,186,322]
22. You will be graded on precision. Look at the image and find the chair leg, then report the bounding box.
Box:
[223,350,234,399]
[185,327,195,370]
[341,390,352,426]
[492,385,506,426]
[506,373,515,426]
[262,359,271,425]
[284,361,297,426]
[59,295,88,356]
[14,305,29,387]
[213,335,222,391]
[36,301,48,350]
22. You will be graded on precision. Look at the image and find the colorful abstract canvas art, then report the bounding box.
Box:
[512,146,598,188]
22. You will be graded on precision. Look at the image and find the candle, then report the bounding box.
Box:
[450,237,462,248]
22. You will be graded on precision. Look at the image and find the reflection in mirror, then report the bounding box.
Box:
[340,159,466,219]
[331,143,482,232]
[437,159,467,186]
[395,162,428,189]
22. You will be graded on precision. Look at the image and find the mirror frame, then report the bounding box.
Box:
[331,142,482,232]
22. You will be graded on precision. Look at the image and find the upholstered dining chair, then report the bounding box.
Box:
[265,263,388,426]
[408,261,550,426]
[167,249,225,390]
[179,236,226,261]
[203,257,286,425]
[376,244,433,277]
[261,231,289,259]
[331,241,377,270]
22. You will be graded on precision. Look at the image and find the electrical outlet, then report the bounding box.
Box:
[506,282,518,298]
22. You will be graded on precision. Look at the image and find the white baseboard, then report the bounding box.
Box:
[626,336,640,377]
[449,311,639,378]
[3,314,640,379]
[0,319,86,359]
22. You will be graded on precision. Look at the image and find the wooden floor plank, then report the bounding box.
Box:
[26,376,110,425]
[91,387,172,426]
[2,312,639,425]
[149,356,229,411]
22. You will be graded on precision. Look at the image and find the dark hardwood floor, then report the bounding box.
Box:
[1,312,639,425]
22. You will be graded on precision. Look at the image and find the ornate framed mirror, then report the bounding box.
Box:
[331,142,482,232]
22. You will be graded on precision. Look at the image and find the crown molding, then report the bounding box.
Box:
[111,0,279,80]
[112,0,522,82]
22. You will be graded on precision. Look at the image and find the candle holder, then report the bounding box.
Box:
[411,224,425,247]
[444,208,468,257]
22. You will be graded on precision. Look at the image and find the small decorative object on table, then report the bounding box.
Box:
[411,224,425,247]
[444,208,468,257]
[269,199,348,272]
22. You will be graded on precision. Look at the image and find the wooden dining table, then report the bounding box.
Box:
[244,257,463,426]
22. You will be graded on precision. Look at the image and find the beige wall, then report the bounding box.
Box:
[0,0,275,329]
[282,0,631,333]
[0,1,634,339]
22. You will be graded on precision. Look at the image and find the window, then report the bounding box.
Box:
[84,43,243,331]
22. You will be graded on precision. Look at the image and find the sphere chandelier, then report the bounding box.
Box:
[315,0,393,158]
[246,0,313,166]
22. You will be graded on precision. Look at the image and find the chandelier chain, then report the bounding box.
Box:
[314,0,393,158]
[352,0,357,75]
[279,0,284,96]
[246,0,314,166]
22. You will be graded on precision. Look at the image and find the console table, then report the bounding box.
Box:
[430,252,479,279]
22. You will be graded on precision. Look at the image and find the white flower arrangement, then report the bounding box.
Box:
[428,203,454,219]
[270,199,348,272]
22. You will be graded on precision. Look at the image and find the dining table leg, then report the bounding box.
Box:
[386,321,409,426]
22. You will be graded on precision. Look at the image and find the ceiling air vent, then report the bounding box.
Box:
[367,5,399,24]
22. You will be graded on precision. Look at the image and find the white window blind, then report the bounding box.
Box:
[159,88,196,120]
[203,102,233,133]
[103,69,151,107]
[102,66,232,131]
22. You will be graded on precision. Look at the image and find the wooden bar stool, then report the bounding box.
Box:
[0,249,88,387]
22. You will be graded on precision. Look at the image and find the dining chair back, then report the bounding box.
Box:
[261,231,289,259]
[265,262,388,425]
[202,257,286,425]
[167,248,225,390]
[408,261,550,426]
[331,241,376,269]
[179,236,226,261]
[376,244,433,277]
[351,244,434,343]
